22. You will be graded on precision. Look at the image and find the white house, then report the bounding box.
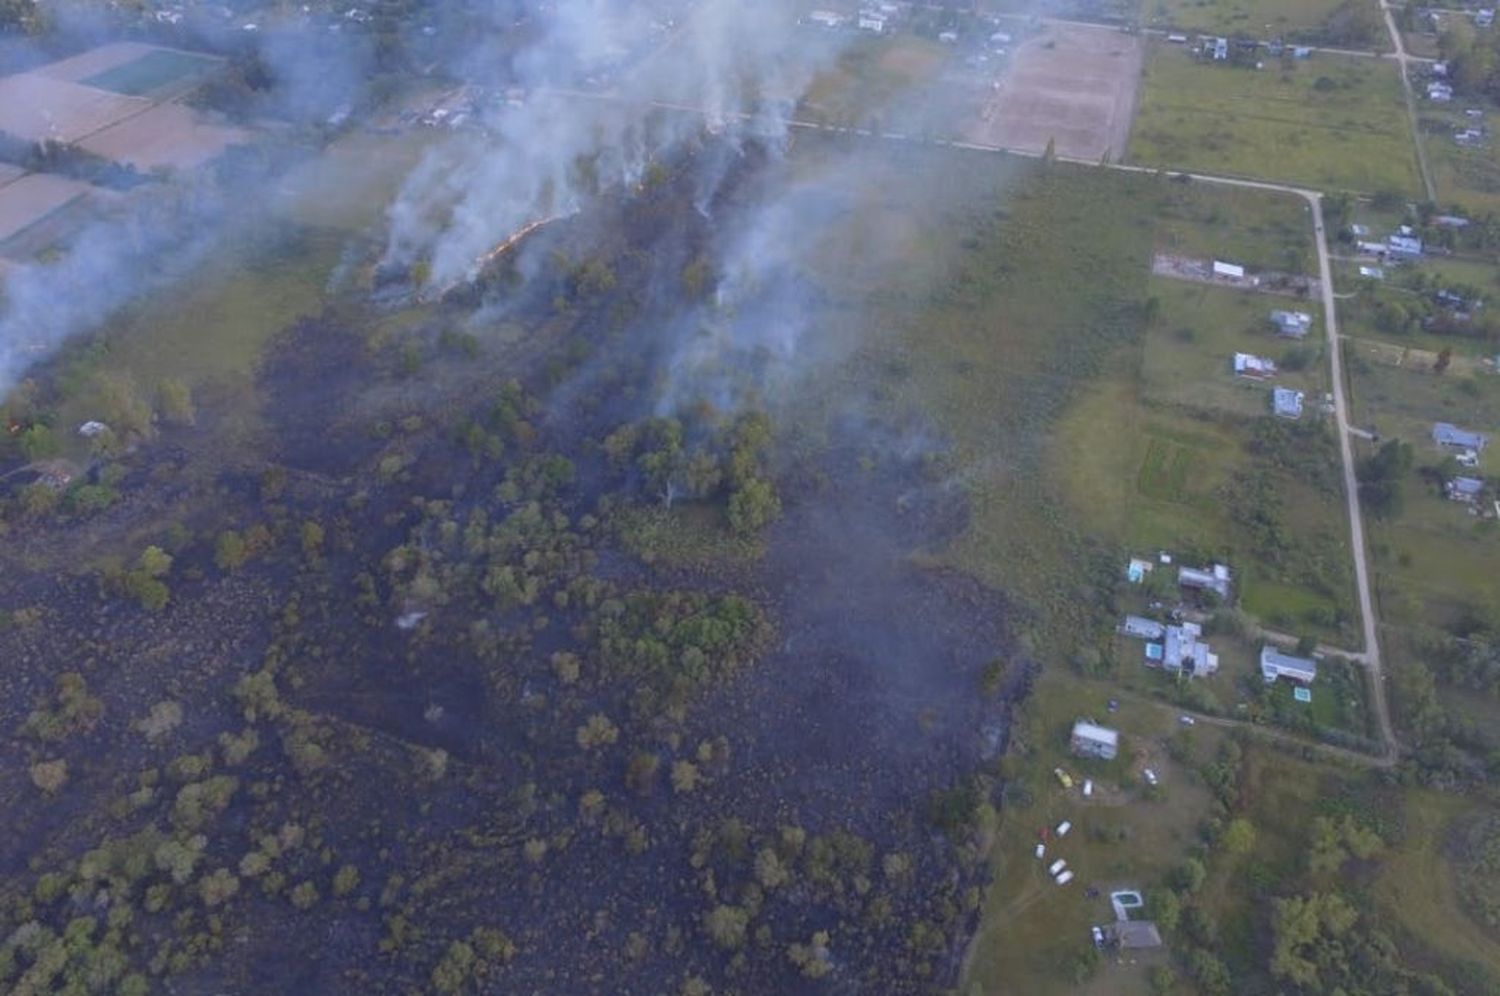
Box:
[1234,352,1278,379]
[1446,476,1484,503]
[1212,259,1246,280]
[1260,645,1317,684]
[1070,721,1119,760]
[1272,387,1305,420]
[1179,563,1232,599]
[1269,310,1312,338]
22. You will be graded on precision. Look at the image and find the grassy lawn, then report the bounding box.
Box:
[1142,277,1326,419]
[798,33,951,130]
[1372,791,1500,977]
[1154,181,1316,273]
[1129,45,1420,195]
[1342,348,1500,629]
[963,670,1223,995]
[1142,0,1385,45]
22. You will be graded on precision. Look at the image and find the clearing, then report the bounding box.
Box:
[968,21,1144,161]
[1129,44,1421,194]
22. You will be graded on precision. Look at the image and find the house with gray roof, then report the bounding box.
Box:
[1179,563,1231,600]
[1260,645,1317,684]
[1162,621,1219,676]
[1120,615,1166,640]
[1273,387,1305,420]
[1434,422,1489,452]
[1446,476,1484,503]
[1269,310,1312,338]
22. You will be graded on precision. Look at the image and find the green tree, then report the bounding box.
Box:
[727,477,781,535]
[703,905,749,949]
[1222,817,1257,856]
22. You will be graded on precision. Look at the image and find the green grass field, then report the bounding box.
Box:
[1142,277,1326,418]
[1143,0,1384,44]
[1154,182,1316,273]
[1343,345,1500,630]
[964,670,1226,996]
[82,49,221,96]
[1129,46,1421,194]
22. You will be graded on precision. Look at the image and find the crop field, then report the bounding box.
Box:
[1143,0,1385,44]
[1129,46,1421,194]
[82,48,221,96]
[968,21,1144,161]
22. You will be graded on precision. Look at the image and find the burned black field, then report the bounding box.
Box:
[0,139,1032,993]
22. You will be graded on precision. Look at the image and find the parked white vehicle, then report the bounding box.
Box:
[1055,820,1072,837]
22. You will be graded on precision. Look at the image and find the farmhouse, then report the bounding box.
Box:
[1260,645,1317,684]
[1160,621,1219,676]
[1120,615,1166,640]
[1211,37,1229,60]
[1233,352,1277,379]
[1428,81,1454,102]
[1070,721,1119,760]
[1357,240,1389,257]
[1359,265,1384,280]
[1387,234,1424,258]
[1433,422,1489,452]
[1269,310,1312,338]
[1178,562,1232,600]
[1446,476,1484,503]
[1272,387,1304,420]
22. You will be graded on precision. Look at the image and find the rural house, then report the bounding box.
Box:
[1234,353,1277,379]
[1160,621,1219,676]
[1070,721,1119,761]
[1212,259,1246,281]
[1387,234,1424,257]
[1433,422,1489,452]
[1269,310,1312,338]
[1260,645,1317,684]
[1178,562,1232,600]
[1446,476,1484,503]
[1272,387,1304,420]
[1120,615,1166,640]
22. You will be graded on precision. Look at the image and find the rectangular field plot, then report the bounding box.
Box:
[83,49,221,96]
[1129,46,1421,194]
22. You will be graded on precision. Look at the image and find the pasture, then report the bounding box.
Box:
[1129,46,1421,194]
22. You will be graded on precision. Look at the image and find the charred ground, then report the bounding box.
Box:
[0,138,1025,994]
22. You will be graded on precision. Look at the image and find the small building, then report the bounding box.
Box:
[1161,621,1219,676]
[1388,234,1424,257]
[1178,563,1232,600]
[1434,422,1489,452]
[1070,721,1119,761]
[1357,239,1389,257]
[1446,476,1484,503]
[1261,645,1317,684]
[1429,81,1454,102]
[1166,32,1188,43]
[1234,352,1278,379]
[1292,46,1311,58]
[1434,214,1472,228]
[1349,223,1370,237]
[1120,615,1166,640]
[1359,265,1384,280]
[990,30,1012,45]
[1478,8,1495,28]
[1213,259,1245,280]
[1105,921,1164,950]
[1212,36,1229,60]
[807,10,844,28]
[1273,387,1305,420]
[938,30,958,43]
[857,11,886,32]
[1269,310,1312,338]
